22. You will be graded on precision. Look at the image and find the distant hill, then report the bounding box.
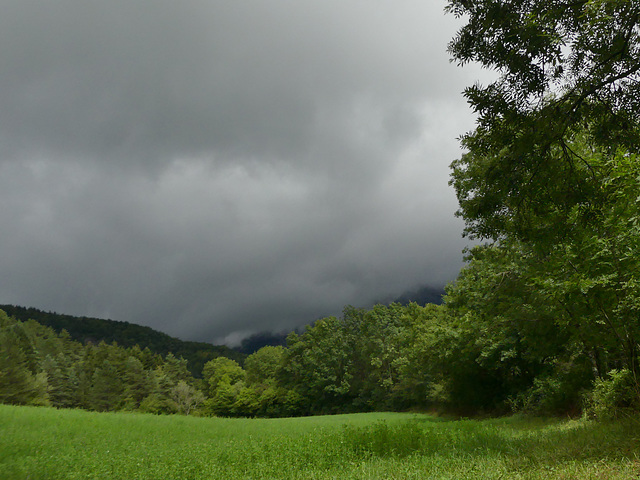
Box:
[392,285,445,306]
[0,304,244,377]
[234,330,290,355]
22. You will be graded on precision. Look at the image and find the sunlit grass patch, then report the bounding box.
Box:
[2,405,640,479]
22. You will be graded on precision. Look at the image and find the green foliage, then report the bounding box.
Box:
[443,0,640,418]
[281,316,354,414]
[0,304,245,377]
[202,357,245,396]
[200,357,245,416]
[586,369,640,420]
[244,346,284,385]
[447,0,640,241]
[42,354,80,408]
[88,359,124,412]
[0,312,49,406]
[170,380,205,415]
[159,353,192,385]
[445,146,640,414]
[0,309,214,416]
[508,363,593,417]
[120,356,151,410]
[440,243,593,413]
[355,304,414,410]
[138,392,177,415]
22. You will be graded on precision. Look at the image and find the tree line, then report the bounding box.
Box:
[0,304,244,377]
[0,288,633,418]
[444,0,640,417]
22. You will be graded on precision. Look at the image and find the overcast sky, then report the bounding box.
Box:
[0,0,485,344]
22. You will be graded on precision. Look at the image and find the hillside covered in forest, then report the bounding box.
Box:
[0,304,243,377]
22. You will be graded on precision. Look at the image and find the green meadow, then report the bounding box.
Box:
[2,405,640,480]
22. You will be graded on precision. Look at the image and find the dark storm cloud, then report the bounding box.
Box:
[0,0,482,343]
[0,0,458,167]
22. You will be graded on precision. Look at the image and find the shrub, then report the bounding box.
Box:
[508,372,590,416]
[586,369,640,420]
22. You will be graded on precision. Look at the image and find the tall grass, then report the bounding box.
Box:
[1,405,640,479]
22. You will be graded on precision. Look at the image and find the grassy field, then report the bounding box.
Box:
[1,405,640,479]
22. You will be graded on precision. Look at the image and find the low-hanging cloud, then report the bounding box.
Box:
[0,0,482,343]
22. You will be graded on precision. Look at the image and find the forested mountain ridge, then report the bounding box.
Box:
[0,304,244,377]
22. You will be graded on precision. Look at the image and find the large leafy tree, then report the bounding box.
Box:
[446,0,640,409]
[447,0,640,241]
[443,241,596,412]
[281,316,354,415]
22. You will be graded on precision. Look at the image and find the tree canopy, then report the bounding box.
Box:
[446,0,640,415]
[447,0,640,241]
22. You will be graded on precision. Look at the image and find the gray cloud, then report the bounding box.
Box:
[0,0,482,343]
